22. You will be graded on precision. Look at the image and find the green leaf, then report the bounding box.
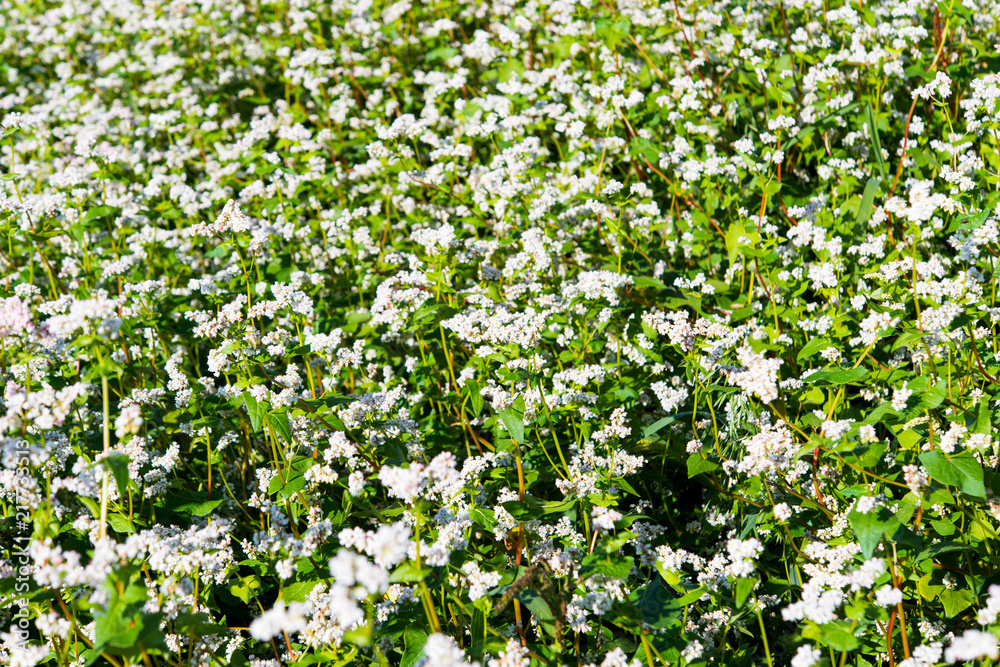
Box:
[734,577,756,609]
[501,500,537,521]
[243,391,268,432]
[580,554,634,580]
[229,575,262,603]
[631,577,684,629]
[940,588,974,617]
[931,518,956,536]
[919,451,985,498]
[847,507,898,559]
[820,621,861,651]
[897,429,922,450]
[268,410,292,444]
[976,397,991,435]
[687,452,719,478]
[269,473,308,500]
[633,275,666,291]
[108,513,136,534]
[79,496,100,519]
[916,381,947,410]
[642,415,676,437]
[797,337,832,363]
[103,454,132,500]
[917,573,945,601]
[161,491,224,517]
[628,139,661,165]
[401,626,428,667]
[80,205,120,226]
[516,589,555,624]
[949,209,989,233]
[856,177,880,226]
[863,103,887,178]
[464,381,484,418]
[499,395,525,443]
[282,580,322,603]
[917,540,973,563]
[725,222,745,267]
[861,403,898,426]
[390,561,432,584]
[804,368,868,384]
[595,17,631,48]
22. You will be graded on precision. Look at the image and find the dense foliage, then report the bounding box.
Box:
[4,0,1000,665]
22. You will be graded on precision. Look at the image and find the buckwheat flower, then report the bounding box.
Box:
[601,179,623,196]
[875,585,903,607]
[369,522,411,569]
[791,645,821,667]
[726,538,763,578]
[978,585,1000,624]
[727,346,782,403]
[462,562,502,601]
[913,71,952,100]
[114,404,143,439]
[204,199,251,235]
[276,559,295,580]
[328,550,388,596]
[891,383,912,411]
[1,631,47,667]
[1,112,23,129]
[487,638,529,667]
[783,585,844,624]
[592,506,622,531]
[857,311,898,346]
[854,496,877,514]
[902,464,928,495]
[919,619,946,641]
[859,425,878,443]
[651,381,689,413]
[734,137,754,153]
[598,647,641,667]
[842,558,884,592]
[822,419,853,440]
[681,640,703,662]
[348,471,366,496]
[0,296,33,337]
[774,503,792,521]
[944,630,999,664]
[900,643,943,667]
[419,633,478,667]
[249,601,308,641]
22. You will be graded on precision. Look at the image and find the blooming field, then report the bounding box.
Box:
[6,0,1000,665]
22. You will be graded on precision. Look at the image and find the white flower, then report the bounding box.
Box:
[369,522,411,569]
[945,630,999,664]
[602,179,624,196]
[727,347,782,403]
[875,585,903,607]
[249,601,308,641]
[114,404,143,439]
[418,633,479,667]
[592,506,623,531]
[979,585,1000,625]
[791,645,821,667]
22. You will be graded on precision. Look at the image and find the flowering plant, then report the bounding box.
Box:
[4,0,1000,666]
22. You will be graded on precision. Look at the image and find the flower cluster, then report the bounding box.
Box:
[4,0,1000,665]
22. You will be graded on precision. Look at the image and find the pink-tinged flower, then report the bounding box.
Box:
[0,296,33,337]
